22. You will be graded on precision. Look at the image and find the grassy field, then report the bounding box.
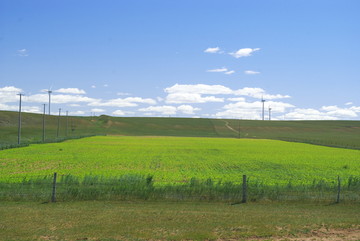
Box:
[1,136,359,184]
[1,201,359,240]
[1,113,360,239]
[1,136,359,202]
[1,110,360,149]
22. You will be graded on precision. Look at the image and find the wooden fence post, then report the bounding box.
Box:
[336,176,341,203]
[52,172,57,203]
[242,175,247,203]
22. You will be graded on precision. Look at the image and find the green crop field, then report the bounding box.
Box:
[1,135,359,184]
[1,110,360,150]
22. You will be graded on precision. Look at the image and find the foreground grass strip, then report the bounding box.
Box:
[0,201,359,240]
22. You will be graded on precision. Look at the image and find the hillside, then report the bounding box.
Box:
[1,110,360,149]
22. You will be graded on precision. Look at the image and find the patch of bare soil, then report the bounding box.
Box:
[251,227,360,241]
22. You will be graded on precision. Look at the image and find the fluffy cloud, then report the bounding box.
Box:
[164,84,289,104]
[177,105,201,114]
[227,97,247,102]
[234,87,291,100]
[207,67,228,73]
[204,47,221,53]
[225,70,235,75]
[165,93,224,104]
[139,105,177,115]
[139,105,200,116]
[207,68,235,75]
[112,110,126,116]
[26,94,98,104]
[229,48,260,58]
[55,88,86,94]
[89,97,156,107]
[165,84,232,95]
[285,109,338,120]
[215,100,294,119]
[91,108,105,113]
[321,106,357,118]
[244,70,260,75]
[0,86,23,103]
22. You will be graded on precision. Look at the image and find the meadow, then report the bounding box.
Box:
[1,110,360,150]
[1,136,359,202]
[1,135,359,184]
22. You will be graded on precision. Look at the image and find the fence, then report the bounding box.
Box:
[1,174,359,203]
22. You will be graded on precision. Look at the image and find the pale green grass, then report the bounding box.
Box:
[0,201,359,240]
[1,136,359,185]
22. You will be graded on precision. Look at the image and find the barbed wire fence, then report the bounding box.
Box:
[1,173,359,203]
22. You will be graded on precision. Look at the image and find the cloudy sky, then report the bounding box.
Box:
[1,0,359,120]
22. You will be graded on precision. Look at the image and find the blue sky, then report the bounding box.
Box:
[1,0,359,120]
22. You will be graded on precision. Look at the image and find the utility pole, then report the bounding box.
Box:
[261,97,266,121]
[17,93,24,145]
[57,108,61,138]
[269,107,272,121]
[47,90,52,115]
[42,104,46,142]
[66,111,68,136]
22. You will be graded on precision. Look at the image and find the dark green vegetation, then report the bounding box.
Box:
[1,110,360,149]
[1,201,359,240]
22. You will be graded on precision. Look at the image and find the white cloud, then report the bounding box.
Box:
[26,94,98,104]
[204,47,221,53]
[69,110,85,115]
[345,102,353,106]
[17,49,29,57]
[0,86,23,103]
[234,87,291,100]
[215,100,294,119]
[91,85,96,89]
[225,70,235,75]
[89,97,156,107]
[227,97,246,102]
[138,105,200,116]
[285,108,338,120]
[229,48,260,58]
[207,67,228,73]
[350,106,360,112]
[244,70,260,75]
[164,84,289,104]
[321,106,357,118]
[55,88,86,94]
[117,92,131,96]
[166,93,224,104]
[165,84,233,95]
[112,110,127,116]
[177,105,201,115]
[139,105,177,115]
[91,108,105,113]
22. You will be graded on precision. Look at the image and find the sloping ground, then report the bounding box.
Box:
[1,110,360,149]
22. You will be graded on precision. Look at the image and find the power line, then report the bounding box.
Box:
[261,97,266,121]
[17,93,24,145]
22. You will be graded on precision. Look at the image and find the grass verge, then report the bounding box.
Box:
[0,201,359,240]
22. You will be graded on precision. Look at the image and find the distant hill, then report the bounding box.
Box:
[1,110,359,149]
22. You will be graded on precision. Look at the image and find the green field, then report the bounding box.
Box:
[1,201,359,240]
[1,113,360,239]
[1,135,359,184]
[1,110,360,149]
